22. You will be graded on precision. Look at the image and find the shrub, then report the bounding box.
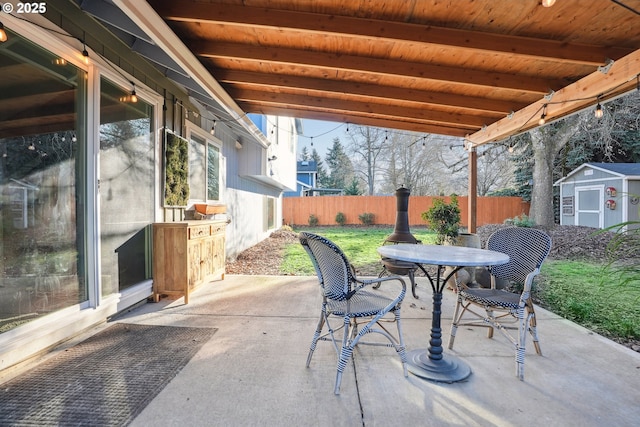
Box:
[504,213,535,227]
[335,212,346,226]
[308,214,319,227]
[358,212,375,225]
[421,195,461,245]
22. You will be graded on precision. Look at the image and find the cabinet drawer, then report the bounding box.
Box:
[188,224,211,239]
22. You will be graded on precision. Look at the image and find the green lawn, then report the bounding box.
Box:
[281,226,437,275]
[285,226,640,343]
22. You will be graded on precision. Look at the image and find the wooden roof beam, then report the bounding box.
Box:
[238,102,472,137]
[228,88,491,129]
[467,49,640,146]
[193,41,564,94]
[216,69,529,115]
[152,1,632,65]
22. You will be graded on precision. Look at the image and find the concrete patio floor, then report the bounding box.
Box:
[13,274,640,426]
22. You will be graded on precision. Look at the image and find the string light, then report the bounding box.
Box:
[0,22,7,43]
[594,103,603,118]
[82,43,89,65]
[541,0,556,7]
[130,83,138,103]
[210,119,216,135]
[538,104,547,125]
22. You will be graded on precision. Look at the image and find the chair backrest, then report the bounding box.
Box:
[487,227,552,284]
[299,232,355,301]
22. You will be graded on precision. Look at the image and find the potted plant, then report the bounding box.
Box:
[421,195,461,245]
[421,195,481,288]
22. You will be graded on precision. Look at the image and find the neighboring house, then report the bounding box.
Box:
[0,2,297,370]
[555,163,640,230]
[283,160,345,197]
[284,160,318,197]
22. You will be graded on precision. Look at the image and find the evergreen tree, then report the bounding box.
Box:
[324,137,354,189]
[343,177,362,195]
[299,145,311,161]
[310,148,329,188]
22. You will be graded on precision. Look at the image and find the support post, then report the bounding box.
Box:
[468,147,477,233]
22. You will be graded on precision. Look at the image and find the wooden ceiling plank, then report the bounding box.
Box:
[467,49,640,145]
[216,69,529,114]
[238,102,472,137]
[193,41,564,93]
[151,1,631,65]
[229,88,489,129]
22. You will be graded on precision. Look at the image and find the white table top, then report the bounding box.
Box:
[378,243,509,267]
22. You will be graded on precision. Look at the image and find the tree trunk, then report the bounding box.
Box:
[528,117,581,227]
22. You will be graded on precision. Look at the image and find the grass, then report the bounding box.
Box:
[281,226,437,275]
[538,261,640,340]
[284,226,640,343]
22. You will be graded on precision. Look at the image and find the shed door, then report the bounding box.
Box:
[576,186,604,229]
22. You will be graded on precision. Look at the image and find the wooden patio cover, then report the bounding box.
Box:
[117,0,640,147]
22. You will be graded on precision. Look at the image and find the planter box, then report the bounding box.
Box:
[194,204,226,215]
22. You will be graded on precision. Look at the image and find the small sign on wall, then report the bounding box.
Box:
[562,196,574,216]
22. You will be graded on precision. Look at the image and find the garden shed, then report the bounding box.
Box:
[555,163,640,230]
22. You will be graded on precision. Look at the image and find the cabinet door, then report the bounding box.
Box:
[211,233,225,274]
[187,240,202,289]
[201,238,215,278]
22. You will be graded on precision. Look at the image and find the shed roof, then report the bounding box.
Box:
[555,162,640,185]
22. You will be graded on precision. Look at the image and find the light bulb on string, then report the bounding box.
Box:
[595,103,603,118]
[210,120,216,135]
[82,43,89,65]
[541,0,556,7]
[310,137,313,147]
[538,104,548,125]
[130,83,138,103]
[0,22,7,43]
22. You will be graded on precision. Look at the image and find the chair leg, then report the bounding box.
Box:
[486,308,495,338]
[527,301,542,355]
[516,306,527,380]
[334,315,353,395]
[394,308,408,377]
[306,311,326,367]
[448,294,464,349]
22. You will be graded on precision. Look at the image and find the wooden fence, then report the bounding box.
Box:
[283,196,529,227]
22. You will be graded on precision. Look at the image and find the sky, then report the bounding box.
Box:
[298,119,348,158]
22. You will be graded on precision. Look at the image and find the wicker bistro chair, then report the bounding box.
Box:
[299,232,408,395]
[448,227,552,380]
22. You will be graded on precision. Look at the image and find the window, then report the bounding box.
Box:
[265,196,276,230]
[0,30,88,330]
[188,127,220,202]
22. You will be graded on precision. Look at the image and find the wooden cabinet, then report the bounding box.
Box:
[152,220,226,303]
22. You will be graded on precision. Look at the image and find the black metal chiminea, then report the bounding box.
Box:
[378,187,421,298]
[385,187,418,244]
